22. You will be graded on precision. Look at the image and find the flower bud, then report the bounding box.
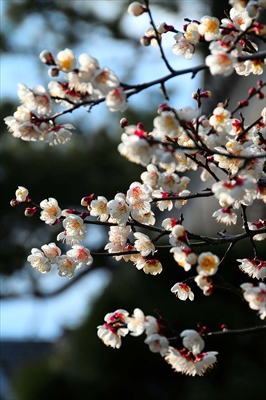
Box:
[137,122,145,130]
[257,92,265,99]
[10,199,20,207]
[140,36,151,46]
[24,207,38,217]
[157,103,172,113]
[128,2,147,16]
[80,211,90,219]
[81,195,95,207]
[39,50,55,65]
[201,90,212,98]
[238,100,249,108]
[248,87,256,96]
[48,67,60,77]
[120,118,128,128]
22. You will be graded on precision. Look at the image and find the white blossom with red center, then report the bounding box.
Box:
[97,309,129,349]
[27,248,51,274]
[194,275,213,296]
[171,283,194,301]
[212,176,257,207]
[241,282,266,319]
[212,208,238,225]
[89,196,109,222]
[237,258,266,280]
[57,255,75,278]
[170,247,198,271]
[108,193,131,226]
[40,197,62,225]
[144,334,169,356]
[105,87,127,112]
[57,214,86,245]
[66,245,93,269]
[133,232,156,256]
[41,242,61,263]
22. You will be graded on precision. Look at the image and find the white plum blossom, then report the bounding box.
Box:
[180,330,205,355]
[97,309,129,349]
[134,232,156,256]
[141,164,161,189]
[198,16,220,41]
[247,220,266,241]
[170,247,198,271]
[171,283,194,301]
[237,258,266,280]
[144,334,169,356]
[40,197,61,225]
[92,68,120,95]
[89,196,109,222]
[194,275,213,296]
[206,52,237,76]
[212,208,238,225]
[41,242,61,263]
[56,48,76,72]
[105,88,127,112]
[66,245,93,269]
[241,282,266,319]
[108,193,131,226]
[172,33,195,59]
[57,255,75,278]
[57,214,86,245]
[27,248,51,274]
[196,252,220,276]
[17,83,52,115]
[127,308,146,336]
[15,186,29,202]
[212,176,257,207]
[135,258,163,275]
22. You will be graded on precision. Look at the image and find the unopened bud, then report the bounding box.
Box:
[10,199,20,207]
[140,36,151,46]
[192,91,198,100]
[39,50,55,65]
[80,211,90,219]
[257,79,263,88]
[81,195,95,207]
[157,103,172,113]
[120,118,128,128]
[24,207,38,217]
[201,90,212,98]
[128,2,147,16]
[137,122,145,130]
[157,22,175,33]
[257,91,265,99]
[238,100,249,108]
[248,87,256,96]
[48,67,60,77]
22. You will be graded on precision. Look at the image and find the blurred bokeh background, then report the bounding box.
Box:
[1,1,265,399]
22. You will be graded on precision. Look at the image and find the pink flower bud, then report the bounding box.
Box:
[48,67,60,77]
[248,87,256,96]
[257,92,265,99]
[140,36,151,46]
[157,103,172,113]
[120,118,128,128]
[81,195,95,207]
[24,207,38,217]
[238,100,249,108]
[39,50,55,65]
[137,122,145,130]
[201,90,212,98]
[80,211,90,219]
[10,199,20,207]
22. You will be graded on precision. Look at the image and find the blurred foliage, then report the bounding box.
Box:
[1,0,266,399]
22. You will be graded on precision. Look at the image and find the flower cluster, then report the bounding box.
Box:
[97,308,218,376]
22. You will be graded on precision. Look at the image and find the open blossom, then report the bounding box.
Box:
[41,242,61,263]
[43,124,74,146]
[165,346,218,376]
[105,88,127,112]
[170,247,197,271]
[206,52,237,76]
[66,245,93,269]
[27,248,51,274]
[194,275,213,296]
[56,48,76,71]
[40,197,61,225]
[212,176,257,207]
[89,196,109,222]
[172,33,195,59]
[134,232,156,256]
[127,308,146,336]
[97,309,129,349]
[57,214,86,245]
[135,258,163,275]
[171,283,194,301]
[181,330,205,355]
[15,186,29,202]
[17,83,52,115]
[145,334,169,356]
[141,164,160,189]
[241,283,266,319]
[237,258,266,280]
[57,255,75,278]
[198,16,220,41]
[247,220,266,241]
[93,68,120,95]
[212,208,238,225]
[108,193,131,226]
[197,252,220,276]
